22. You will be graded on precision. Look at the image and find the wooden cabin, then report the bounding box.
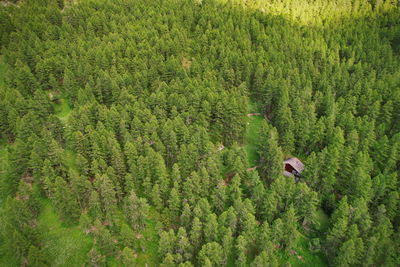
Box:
[283,157,304,178]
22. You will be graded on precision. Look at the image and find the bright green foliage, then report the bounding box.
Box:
[53,176,80,223]
[123,190,149,231]
[258,126,284,182]
[245,114,264,166]
[176,227,191,262]
[190,217,203,252]
[198,242,224,266]
[204,213,219,243]
[235,235,248,267]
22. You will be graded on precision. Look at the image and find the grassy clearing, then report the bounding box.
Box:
[279,234,327,267]
[315,208,330,233]
[38,200,93,267]
[53,97,72,122]
[244,115,264,167]
[244,99,264,167]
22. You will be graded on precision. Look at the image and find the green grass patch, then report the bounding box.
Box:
[244,115,264,167]
[290,235,327,267]
[244,99,265,167]
[315,208,330,233]
[38,200,93,267]
[53,98,72,122]
[277,234,327,267]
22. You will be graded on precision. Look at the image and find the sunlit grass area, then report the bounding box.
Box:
[245,115,264,167]
[38,200,93,266]
[53,97,72,122]
[244,100,264,167]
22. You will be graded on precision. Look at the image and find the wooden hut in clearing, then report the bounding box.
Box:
[283,157,304,178]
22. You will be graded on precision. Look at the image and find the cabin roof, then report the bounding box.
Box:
[284,157,304,173]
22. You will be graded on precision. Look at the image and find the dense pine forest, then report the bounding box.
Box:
[0,0,399,266]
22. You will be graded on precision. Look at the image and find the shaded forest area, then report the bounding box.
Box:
[0,0,400,266]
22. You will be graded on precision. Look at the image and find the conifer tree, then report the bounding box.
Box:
[97,175,118,224]
[168,182,181,219]
[159,229,176,257]
[176,227,191,261]
[123,190,149,231]
[204,213,218,243]
[53,176,80,223]
[235,235,248,267]
[160,253,176,267]
[259,126,283,182]
[88,190,102,220]
[198,242,224,266]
